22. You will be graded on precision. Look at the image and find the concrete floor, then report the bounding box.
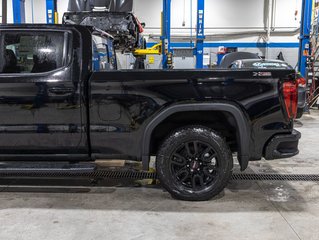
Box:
[0,111,319,240]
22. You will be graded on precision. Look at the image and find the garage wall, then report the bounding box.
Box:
[25,0,47,23]
[0,0,46,24]
[1,0,303,32]
[0,0,14,23]
[133,0,302,66]
[57,0,69,23]
[134,0,301,34]
[1,0,302,66]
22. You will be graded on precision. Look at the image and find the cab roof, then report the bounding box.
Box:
[0,24,114,39]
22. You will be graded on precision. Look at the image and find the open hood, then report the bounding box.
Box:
[68,0,133,12]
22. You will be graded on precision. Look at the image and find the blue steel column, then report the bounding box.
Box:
[196,0,205,69]
[161,0,171,69]
[12,0,25,23]
[298,0,313,77]
[46,0,55,24]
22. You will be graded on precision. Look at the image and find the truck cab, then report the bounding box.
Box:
[0,25,106,160]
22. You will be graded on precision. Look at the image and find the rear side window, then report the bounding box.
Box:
[0,31,66,74]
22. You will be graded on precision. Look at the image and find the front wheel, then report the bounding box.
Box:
[156,126,233,201]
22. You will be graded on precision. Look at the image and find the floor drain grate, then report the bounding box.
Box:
[231,173,319,182]
[0,170,319,182]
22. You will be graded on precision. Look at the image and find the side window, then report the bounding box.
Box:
[0,31,65,74]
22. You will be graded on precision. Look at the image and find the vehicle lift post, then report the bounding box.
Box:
[298,0,313,77]
[12,0,25,23]
[46,0,58,24]
[161,0,172,69]
[162,0,205,69]
[195,0,205,69]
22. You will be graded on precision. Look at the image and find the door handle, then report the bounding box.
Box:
[48,87,73,95]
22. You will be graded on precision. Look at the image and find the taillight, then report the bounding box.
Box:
[283,81,298,119]
[297,77,306,88]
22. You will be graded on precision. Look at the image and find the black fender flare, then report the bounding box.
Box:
[141,102,251,171]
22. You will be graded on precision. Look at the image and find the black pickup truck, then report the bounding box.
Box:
[0,24,300,201]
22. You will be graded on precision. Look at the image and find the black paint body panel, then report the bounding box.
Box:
[89,70,295,169]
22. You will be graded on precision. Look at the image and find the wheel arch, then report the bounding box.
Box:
[141,102,251,171]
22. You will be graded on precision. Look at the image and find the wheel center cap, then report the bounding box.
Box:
[191,161,199,170]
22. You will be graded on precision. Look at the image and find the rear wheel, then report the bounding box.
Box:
[156,126,233,201]
[296,108,304,119]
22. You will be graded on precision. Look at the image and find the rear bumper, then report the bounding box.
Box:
[264,130,301,160]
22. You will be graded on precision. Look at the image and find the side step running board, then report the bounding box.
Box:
[0,162,96,174]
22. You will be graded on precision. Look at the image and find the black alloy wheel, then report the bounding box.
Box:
[170,141,219,190]
[156,126,233,201]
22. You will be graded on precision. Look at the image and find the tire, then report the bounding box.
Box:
[296,108,304,119]
[156,126,233,201]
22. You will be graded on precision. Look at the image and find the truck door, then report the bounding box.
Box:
[0,29,88,159]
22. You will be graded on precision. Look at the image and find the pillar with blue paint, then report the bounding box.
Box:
[12,0,25,24]
[196,0,205,69]
[161,0,172,69]
[298,0,313,77]
[46,0,56,24]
